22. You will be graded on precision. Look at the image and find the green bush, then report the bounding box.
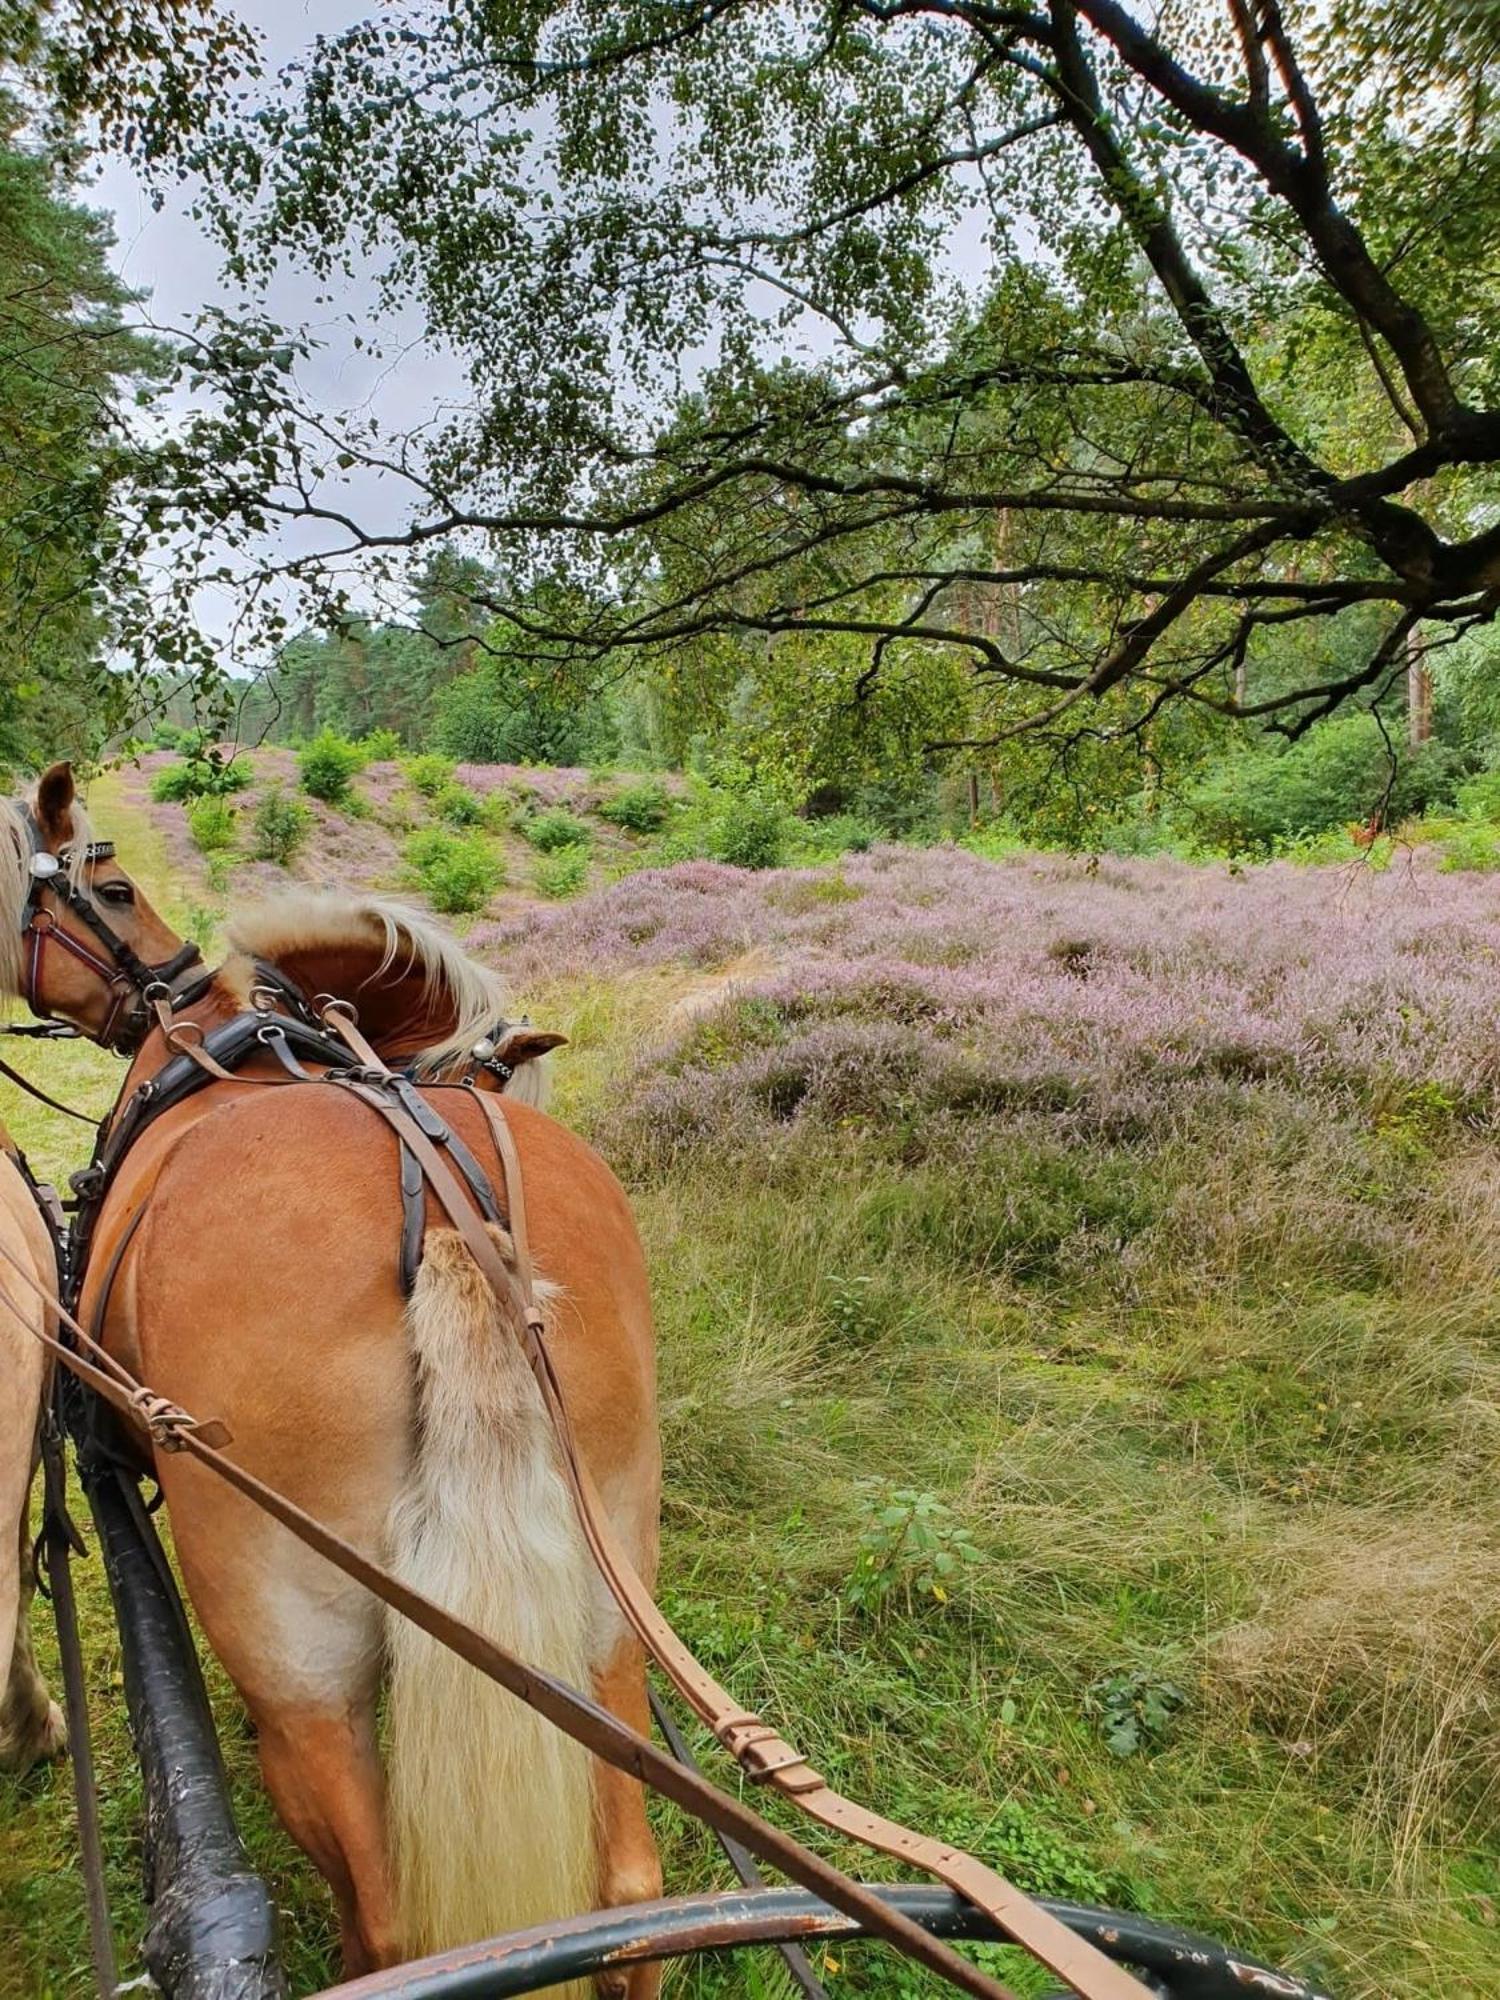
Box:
[150,753,253,803]
[252,788,313,866]
[524,808,592,852]
[403,752,456,798]
[185,794,237,854]
[708,790,789,869]
[405,827,503,913]
[433,781,484,826]
[1181,713,1465,853]
[1439,823,1500,872]
[533,847,589,899]
[1455,767,1500,822]
[357,727,403,761]
[599,779,672,833]
[796,812,876,858]
[298,730,365,805]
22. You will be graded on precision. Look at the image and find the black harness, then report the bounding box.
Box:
[15,807,205,1051]
[65,996,507,1311]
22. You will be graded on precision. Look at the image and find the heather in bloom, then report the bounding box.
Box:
[479,846,1500,1175]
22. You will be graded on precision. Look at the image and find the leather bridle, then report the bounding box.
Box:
[14,807,204,1051]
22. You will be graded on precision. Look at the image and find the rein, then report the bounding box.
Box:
[2,978,1153,2000]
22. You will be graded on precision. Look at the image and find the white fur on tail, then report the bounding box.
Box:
[385,1228,595,1986]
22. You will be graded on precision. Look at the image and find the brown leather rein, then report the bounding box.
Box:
[2,994,1151,2000]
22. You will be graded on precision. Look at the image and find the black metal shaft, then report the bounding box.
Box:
[78,1450,287,2000]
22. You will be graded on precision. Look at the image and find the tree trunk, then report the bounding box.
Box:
[1407,642,1433,747]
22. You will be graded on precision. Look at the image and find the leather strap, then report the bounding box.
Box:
[47,1003,1153,2000]
[0,1241,1022,2000]
[337,1076,1150,2000]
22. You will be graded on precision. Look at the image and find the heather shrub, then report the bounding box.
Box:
[405,827,503,913]
[403,752,456,798]
[298,729,365,804]
[533,847,589,898]
[185,794,237,854]
[524,808,592,852]
[599,779,672,833]
[433,781,484,826]
[252,788,313,865]
[151,753,253,803]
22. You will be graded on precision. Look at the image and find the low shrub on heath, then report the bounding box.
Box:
[405,826,503,913]
[150,753,253,803]
[403,752,456,798]
[185,794,237,854]
[524,807,592,852]
[297,730,365,805]
[533,847,589,898]
[251,788,313,866]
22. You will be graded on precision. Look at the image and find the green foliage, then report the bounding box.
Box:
[0,111,167,769]
[1455,768,1500,822]
[251,788,312,866]
[432,781,484,826]
[598,779,672,833]
[1181,714,1465,853]
[707,789,789,870]
[402,752,456,798]
[523,808,592,852]
[793,812,876,858]
[843,1484,986,1616]
[433,613,620,767]
[532,847,589,899]
[185,793,237,854]
[1085,1670,1187,1759]
[1438,823,1500,873]
[297,729,364,805]
[404,826,502,912]
[150,753,253,803]
[357,726,403,761]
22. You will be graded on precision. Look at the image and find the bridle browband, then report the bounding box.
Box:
[14,806,204,1051]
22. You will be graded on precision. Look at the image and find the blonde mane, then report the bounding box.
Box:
[0,790,95,1005]
[224,890,509,1075]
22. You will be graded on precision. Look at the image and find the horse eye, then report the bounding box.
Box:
[97,880,135,906]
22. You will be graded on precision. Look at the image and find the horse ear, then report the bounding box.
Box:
[496,1028,568,1067]
[34,762,76,842]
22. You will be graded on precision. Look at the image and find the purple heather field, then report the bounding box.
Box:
[475,843,1500,1159]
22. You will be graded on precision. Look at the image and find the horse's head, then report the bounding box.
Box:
[2,762,204,1050]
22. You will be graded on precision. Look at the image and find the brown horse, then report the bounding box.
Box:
[2,766,662,1989]
[0,1133,65,1774]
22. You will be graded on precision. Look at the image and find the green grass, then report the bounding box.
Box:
[6,791,1500,1998]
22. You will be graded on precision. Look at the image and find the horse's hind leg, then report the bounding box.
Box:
[591,1633,663,2000]
[0,1502,66,1771]
[0,1324,64,1774]
[166,1481,400,1973]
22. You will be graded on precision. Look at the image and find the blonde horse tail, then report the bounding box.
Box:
[385,1226,595,1981]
